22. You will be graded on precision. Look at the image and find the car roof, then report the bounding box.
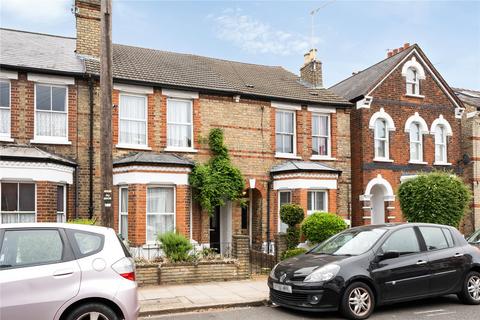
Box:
[0,223,112,234]
[349,222,457,232]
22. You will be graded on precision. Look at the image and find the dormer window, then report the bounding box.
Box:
[406,67,420,95]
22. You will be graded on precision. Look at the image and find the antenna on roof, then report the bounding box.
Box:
[309,0,336,51]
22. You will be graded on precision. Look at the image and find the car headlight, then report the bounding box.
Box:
[303,264,340,283]
[270,263,278,279]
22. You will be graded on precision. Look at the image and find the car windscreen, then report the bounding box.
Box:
[468,229,480,244]
[309,228,387,256]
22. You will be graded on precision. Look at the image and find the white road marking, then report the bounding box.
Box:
[414,309,445,314]
[425,311,457,317]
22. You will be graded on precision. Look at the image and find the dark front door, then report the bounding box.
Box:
[210,207,221,252]
[371,227,430,302]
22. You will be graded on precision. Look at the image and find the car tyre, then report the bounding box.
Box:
[457,271,480,305]
[340,282,375,320]
[64,302,119,320]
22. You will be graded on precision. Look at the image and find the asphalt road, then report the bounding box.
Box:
[142,295,480,320]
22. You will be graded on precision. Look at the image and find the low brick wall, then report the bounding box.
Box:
[159,260,242,285]
[136,264,159,286]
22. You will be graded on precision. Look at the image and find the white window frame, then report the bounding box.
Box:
[275,109,297,158]
[117,93,149,150]
[0,80,12,142]
[374,118,390,161]
[0,182,37,223]
[278,190,291,232]
[434,125,448,165]
[146,186,176,244]
[119,186,128,240]
[307,190,328,215]
[409,122,423,163]
[311,113,331,159]
[165,98,194,152]
[56,184,66,223]
[406,67,420,96]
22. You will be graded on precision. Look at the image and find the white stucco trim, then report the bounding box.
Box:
[162,88,199,99]
[307,106,336,113]
[401,56,426,79]
[364,174,394,197]
[113,171,189,186]
[271,101,301,111]
[27,73,74,85]
[0,70,18,80]
[430,115,453,136]
[273,179,337,190]
[369,108,396,131]
[404,112,429,134]
[114,83,154,95]
[0,161,74,184]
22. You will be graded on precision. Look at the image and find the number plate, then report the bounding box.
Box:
[273,283,292,293]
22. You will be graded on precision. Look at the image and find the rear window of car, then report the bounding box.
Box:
[67,230,104,258]
[419,227,451,251]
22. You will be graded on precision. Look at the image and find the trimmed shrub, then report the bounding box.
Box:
[398,172,471,227]
[158,232,193,263]
[281,248,307,260]
[301,212,347,244]
[280,204,305,249]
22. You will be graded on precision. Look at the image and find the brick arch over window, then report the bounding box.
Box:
[401,56,426,80]
[430,115,453,136]
[404,112,429,134]
[368,108,396,131]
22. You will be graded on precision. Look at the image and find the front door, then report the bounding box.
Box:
[371,185,386,225]
[210,207,221,253]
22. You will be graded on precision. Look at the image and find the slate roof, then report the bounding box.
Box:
[113,152,194,167]
[329,45,415,101]
[270,161,341,174]
[0,144,76,166]
[453,88,480,108]
[0,28,350,106]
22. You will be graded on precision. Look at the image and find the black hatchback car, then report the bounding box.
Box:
[269,223,480,319]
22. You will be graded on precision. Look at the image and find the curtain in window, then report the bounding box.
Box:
[35,85,67,138]
[0,108,9,135]
[374,119,387,158]
[120,188,128,239]
[119,95,147,145]
[312,115,329,155]
[435,126,447,162]
[167,99,192,147]
[276,111,294,153]
[409,123,422,161]
[146,188,175,243]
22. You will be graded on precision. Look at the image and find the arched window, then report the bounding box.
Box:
[374,118,388,159]
[409,122,423,162]
[406,67,420,95]
[434,125,447,163]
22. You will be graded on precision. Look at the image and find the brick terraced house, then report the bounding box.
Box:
[331,44,467,229]
[0,0,352,252]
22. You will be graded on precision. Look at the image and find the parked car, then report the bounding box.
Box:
[468,229,480,247]
[0,223,139,320]
[269,223,480,320]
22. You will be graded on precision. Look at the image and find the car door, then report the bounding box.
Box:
[418,226,467,294]
[371,227,430,301]
[0,228,81,320]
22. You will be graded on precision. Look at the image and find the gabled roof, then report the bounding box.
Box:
[113,152,194,167]
[329,45,415,101]
[0,28,350,106]
[270,161,341,174]
[0,144,76,166]
[453,88,480,108]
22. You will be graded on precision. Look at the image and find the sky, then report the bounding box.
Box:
[1,0,479,90]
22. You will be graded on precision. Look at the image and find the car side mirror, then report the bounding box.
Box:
[377,250,400,261]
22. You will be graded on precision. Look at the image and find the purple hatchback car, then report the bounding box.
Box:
[0,223,139,320]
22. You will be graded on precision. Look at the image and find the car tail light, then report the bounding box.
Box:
[112,257,136,281]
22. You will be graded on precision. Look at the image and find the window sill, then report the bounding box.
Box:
[405,94,425,99]
[310,155,336,161]
[373,158,394,163]
[30,138,71,145]
[164,147,198,153]
[0,136,14,142]
[115,144,152,151]
[433,162,452,166]
[408,160,428,165]
[275,153,302,160]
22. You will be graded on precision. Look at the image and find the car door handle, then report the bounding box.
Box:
[454,253,464,258]
[416,260,427,266]
[53,269,74,277]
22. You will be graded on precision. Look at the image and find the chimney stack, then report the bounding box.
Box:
[386,43,411,58]
[74,0,101,58]
[300,48,323,88]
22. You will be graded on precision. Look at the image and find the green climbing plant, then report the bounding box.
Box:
[189,128,245,215]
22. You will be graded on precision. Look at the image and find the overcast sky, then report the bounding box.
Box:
[1,0,479,89]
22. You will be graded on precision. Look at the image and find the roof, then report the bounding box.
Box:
[0,144,76,166]
[0,28,350,106]
[113,152,194,167]
[453,88,480,108]
[270,161,341,174]
[329,45,415,101]
[0,28,84,75]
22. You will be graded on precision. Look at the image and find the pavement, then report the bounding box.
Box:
[138,277,269,317]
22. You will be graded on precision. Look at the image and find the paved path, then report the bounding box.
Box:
[139,278,268,316]
[142,295,480,320]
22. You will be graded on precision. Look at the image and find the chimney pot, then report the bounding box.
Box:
[393,48,399,54]
[300,49,322,88]
[387,51,393,57]
[403,42,410,49]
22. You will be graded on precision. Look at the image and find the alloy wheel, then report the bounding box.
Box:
[348,287,372,317]
[75,312,109,320]
[468,275,480,301]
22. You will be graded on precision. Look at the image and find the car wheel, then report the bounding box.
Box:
[458,271,480,305]
[340,282,375,320]
[65,302,119,320]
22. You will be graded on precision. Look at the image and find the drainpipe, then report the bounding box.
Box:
[88,76,95,219]
[74,164,79,219]
[266,180,271,254]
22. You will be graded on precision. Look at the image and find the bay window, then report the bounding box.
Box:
[119,94,148,147]
[0,183,35,223]
[0,80,10,138]
[278,191,291,233]
[409,122,423,162]
[146,187,175,243]
[35,84,68,141]
[312,113,330,157]
[167,98,193,149]
[119,187,128,240]
[276,110,295,155]
[307,190,327,215]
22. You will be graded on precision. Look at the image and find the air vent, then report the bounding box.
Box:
[245,84,255,88]
[309,91,319,96]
